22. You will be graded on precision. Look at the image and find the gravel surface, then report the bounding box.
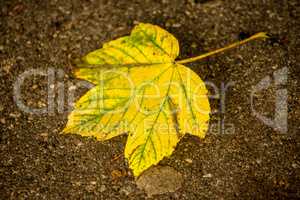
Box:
[0,0,299,199]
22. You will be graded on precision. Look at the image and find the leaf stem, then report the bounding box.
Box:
[176,32,269,65]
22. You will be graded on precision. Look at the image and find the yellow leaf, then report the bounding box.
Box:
[63,23,268,177]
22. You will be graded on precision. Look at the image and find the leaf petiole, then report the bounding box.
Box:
[176,32,269,65]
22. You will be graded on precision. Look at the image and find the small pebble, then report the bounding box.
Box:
[172,23,181,28]
[203,173,212,178]
[191,42,197,49]
[120,186,133,196]
[9,113,20,118]
[292,163,298,169]
[0,118,6,124]
[136,166,183,197]
[68,85,77,91]
[40,132,48,137]
[100,185,106,192]
[90,181,97,185]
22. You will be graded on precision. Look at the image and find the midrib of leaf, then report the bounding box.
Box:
[175,66,197,123]
[134,67,176,169]
[166,96,181,137]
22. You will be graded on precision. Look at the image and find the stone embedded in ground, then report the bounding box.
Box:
[202,173,212,178]
[136,166,183,197]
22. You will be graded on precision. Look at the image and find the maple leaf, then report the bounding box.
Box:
[62,23,268,177]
